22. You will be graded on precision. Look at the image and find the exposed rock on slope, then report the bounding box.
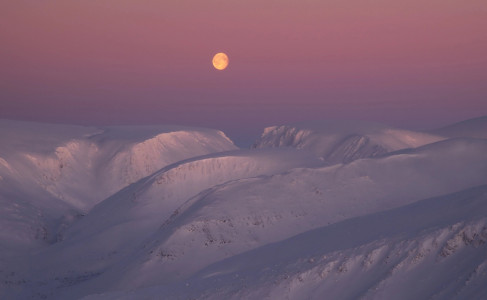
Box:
[2,117,487,300]
[82,185,487,300]
[33,149,322,277]
[0,119,237,248]
[252,120,444,163]
[41,138,487,299]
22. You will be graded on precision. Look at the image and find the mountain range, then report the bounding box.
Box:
[1,116,486,299]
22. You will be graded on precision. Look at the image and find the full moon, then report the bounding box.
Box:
[212,52,229,70]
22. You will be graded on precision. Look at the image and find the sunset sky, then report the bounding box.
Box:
[1,0,486,145]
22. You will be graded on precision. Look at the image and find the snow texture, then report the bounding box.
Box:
[0,117,486,300]
[252,120,444,163]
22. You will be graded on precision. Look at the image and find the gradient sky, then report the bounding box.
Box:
[1,0,486,145]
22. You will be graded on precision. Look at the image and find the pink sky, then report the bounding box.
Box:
[1,0,486,144]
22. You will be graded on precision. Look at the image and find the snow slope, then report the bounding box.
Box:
[0,119,236,249]
[430,116,487,139]
[11,137,484,300]
[92,185,487,300]
[23,148,322,284]
[2,118,487,300]
[88,138,486,292]
[252,120,444,163]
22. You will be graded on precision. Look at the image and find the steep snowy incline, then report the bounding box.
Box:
[430,115,487,139]
[0,120,237,210]
[252,120,444,163]
[3,117,487,299]
[91,185,487,300]
[3,148,323,299]
[30,149,322,274]
[0,119,237,249]
[88,125,238,197]
[0,120,103,251]
[45,137,487,298]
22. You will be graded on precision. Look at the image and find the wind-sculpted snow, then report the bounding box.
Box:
[253,120,444,163]
[32,149,322,277]
[91,127,238,196]
[0,119,236,248]
[2,118,487,300]
[42,137,487,299]
[0,123,236,210]
[82,185,487,300]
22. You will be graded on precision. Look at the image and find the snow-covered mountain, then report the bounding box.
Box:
[25,148,322,285]
[430,116,487,139]
[49,137,486,299]
[252,120,444,163]
[85,185,487,300]
[0,119,236,250]
[1,117,486,300]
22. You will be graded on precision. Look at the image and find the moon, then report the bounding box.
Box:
[212,52,229,70]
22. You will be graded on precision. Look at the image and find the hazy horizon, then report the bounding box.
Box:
[2,114,485,148]
[1,0,486,146]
